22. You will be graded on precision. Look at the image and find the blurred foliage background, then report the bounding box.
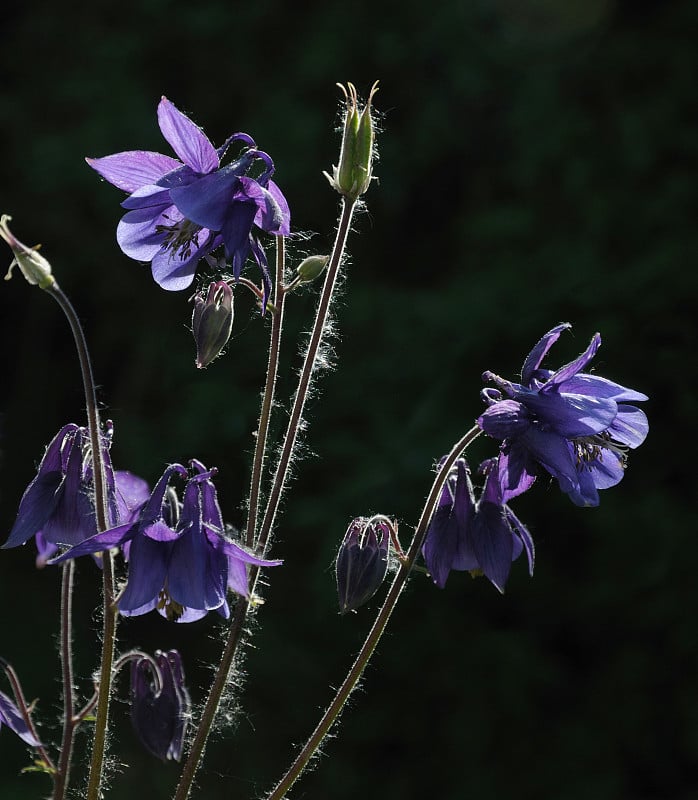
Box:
[0,0,696,798]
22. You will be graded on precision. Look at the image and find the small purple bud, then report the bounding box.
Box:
[131,650,190,761]
[336,516,391,614]
[192,280,234,369]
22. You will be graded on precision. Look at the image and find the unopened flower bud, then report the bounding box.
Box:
[0,215,54,289]
[131,650,190,762]
[336,515,391,614]
[296,255,329,284]
[192,281,234,369]
[324,82,379,201]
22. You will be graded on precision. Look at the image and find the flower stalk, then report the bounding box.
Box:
[41,282,115,800]
[266,424,482,800]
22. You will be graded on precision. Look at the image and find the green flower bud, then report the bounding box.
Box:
[192,281,234,369]
[296,255,329,283]
[0,215,55,289]
[324,82,379,201]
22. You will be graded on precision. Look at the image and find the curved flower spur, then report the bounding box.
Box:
[87,97,290,307]
[478,323,649,507]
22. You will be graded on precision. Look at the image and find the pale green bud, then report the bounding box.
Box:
[324,81,379,201]
[1,215,55,289]
[296,255,329,283]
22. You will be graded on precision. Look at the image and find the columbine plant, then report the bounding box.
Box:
[0,83,647,800]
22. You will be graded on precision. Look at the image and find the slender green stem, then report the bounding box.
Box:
[52,560,76,800]
[257,197,356,554]
[246,237,286,548]
[43,282,115,800]
[173,240,287,800]
[266,425,482,800]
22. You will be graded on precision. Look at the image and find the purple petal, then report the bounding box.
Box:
[114,471,150,525]
[119,533,170,612]
[519,389,618,438]
[497,450,536,504]
[0,690,41,747]
[121,183,175,211]
[169,168,241,230]
[422,505,461,588]
[520,429,579,495]
[248,178,291,235]
[521,323,571,384]
[3,471,62,548]
[221,202,258,276]
[49,523,136,564]
[543,332,601,388]
[608,405,649,448]
[555,373,649,403]
[117,207,171,262]
[471,504,514,593]
[87,151,182,193]
[150,230,215,291]
[478,399,531,440]
[157,97,218,174]
[505,506,535,575]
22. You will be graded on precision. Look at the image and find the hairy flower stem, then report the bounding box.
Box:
[267,424,482,800]
[43,283,115,800]
[52,561,76,800]
[257,196,356,553]
[246,237,287,547]
[173,241,287,800]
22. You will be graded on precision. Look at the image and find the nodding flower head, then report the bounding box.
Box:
[422,457,534,594]
[50,460,282,622]
[478,324,649,507]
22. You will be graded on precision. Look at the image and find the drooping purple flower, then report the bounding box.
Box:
[87,97,290,306]
[3,423,148,562]
[0,689,41,747]
[131,650,190,761]
[478,324,649,507]
[422,457,534,593]
[51,461,281,622]
[336,516,391,613]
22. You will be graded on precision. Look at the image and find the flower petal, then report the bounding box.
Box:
[150,230,215,291]
[521,322,571,384]
[471,503,514,593]
[169,168,242,230]
[519,389,618,438]
[119,533,170,612]
[117,207,170,262]
[157,97,219,174]
[86,151,182,193]
[543,332,601,388]
[608,405,649,448]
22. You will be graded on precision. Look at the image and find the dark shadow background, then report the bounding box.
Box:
[1,1,696,798]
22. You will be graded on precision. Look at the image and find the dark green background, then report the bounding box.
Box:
[1,1,695,798]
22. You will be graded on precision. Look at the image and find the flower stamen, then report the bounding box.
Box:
[155,217,202,261]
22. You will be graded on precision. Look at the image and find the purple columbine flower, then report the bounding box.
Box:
[478,323,649,507]
[3,423,149,565]
[0,689,41,747]
[51,461,281,622]
[336,516,391,613]
[422,457,534,593]
[87,97,290,306]
[131,650,190,761]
